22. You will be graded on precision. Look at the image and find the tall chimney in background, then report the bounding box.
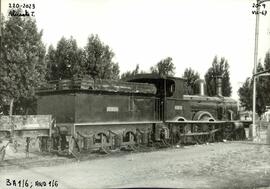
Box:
[216,75,222,96]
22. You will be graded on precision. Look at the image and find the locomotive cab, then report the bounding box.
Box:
[126,74,184,98]
[126,74,191,122]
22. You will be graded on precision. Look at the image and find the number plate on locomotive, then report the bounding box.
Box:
[174,105,183,110]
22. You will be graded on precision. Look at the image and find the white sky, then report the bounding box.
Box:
[2,0,270,99]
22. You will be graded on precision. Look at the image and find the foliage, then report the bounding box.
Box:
[256,62,266,115]
[120,64,147,80]
[262,51,270,105]
[204,56,232,97]
[150,57,175,77]
[0,13,46,114]
[46,37,83,80]
[182,68,200,95]
[238,78,252,111]
[82,34,120,80]
[264,51,270,70]
[46,34,120,80]
[238,51,270,116]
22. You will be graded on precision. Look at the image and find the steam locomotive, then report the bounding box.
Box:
[0,74,245,158]
[35,74,245,153]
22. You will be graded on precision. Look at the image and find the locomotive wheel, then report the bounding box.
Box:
[193,135,204,144]
[234,128,246,141]
[184,124,192,134]
[213,127,223,142]
[193,111,215,122]
[39,136,52,152]
[96,133,113,153]
[169,125,180,144]
[191,111,216,144]
[223,123,234,140]
[123,131,136,144]
[97,133,109,145]
[193,126,210,144]
[205,124,216,143]
[67,136,80,159]
[196,118,212,143]
[208,125,215,143]
[113,135,121,148]
[180,124,192,144]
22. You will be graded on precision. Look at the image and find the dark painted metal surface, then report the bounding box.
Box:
[74,92,158,123]
[37,90,159,124]
[165,98,192,121]
[37,94,75,123]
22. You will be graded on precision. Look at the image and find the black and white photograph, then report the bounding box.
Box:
[0,0,270,188]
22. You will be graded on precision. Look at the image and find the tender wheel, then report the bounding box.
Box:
[123,131,136,144]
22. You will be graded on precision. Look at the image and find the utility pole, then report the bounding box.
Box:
[252,0,270,140]
[252,0,261,140]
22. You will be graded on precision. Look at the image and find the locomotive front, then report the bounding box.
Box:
[128,74,245,144]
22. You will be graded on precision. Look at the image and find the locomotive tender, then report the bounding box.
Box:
[0,74,245,158]
[34,74,245,154]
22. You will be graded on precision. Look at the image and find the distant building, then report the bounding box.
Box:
[262,106,270,122]
[239,111,253,121]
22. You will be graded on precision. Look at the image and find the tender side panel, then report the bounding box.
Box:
[37,94,75,123]
[75,93,158,123]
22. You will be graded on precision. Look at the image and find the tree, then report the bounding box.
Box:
[238,78,253,111]
[150,57,175,77]
[262,51,270,106]
[204,56,232,97]
[182,68,200,95]
[45,45,56,80]
[120,64,147,80]
[46,34,120,81]
[264,51,270,70]
[82,34,120,80]
[260,51,270,106]
[46,37,84,80]
[238,62,265,116]
[0,13,46,115]
[238,51,270,116]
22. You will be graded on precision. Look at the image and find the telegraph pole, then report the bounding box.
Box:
[252,0,270,140]
[252,0,260,139]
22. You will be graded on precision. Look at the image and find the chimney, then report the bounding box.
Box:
[194,79,206,96]
[216,76,222,96]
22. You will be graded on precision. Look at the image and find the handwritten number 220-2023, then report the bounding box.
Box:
[9,3,35,9]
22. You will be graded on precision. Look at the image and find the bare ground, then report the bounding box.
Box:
[1,131,270,188]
